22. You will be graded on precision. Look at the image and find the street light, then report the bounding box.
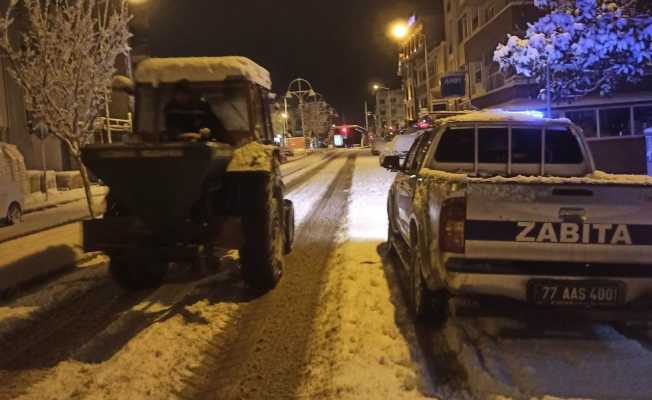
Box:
[390,22,409,41]
[285,78,316,147]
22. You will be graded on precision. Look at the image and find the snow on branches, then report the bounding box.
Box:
[494,0,652,102]
[0,0,132,216]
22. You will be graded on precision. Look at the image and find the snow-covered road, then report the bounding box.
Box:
[0,149,651,400]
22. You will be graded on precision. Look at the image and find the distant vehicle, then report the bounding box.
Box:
[377,130,426,167]
[383,110,652,324]
[333,125,367,148]
[0,144,24,226]
[83,57,295,293]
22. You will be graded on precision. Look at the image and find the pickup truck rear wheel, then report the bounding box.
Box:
[411,245,448,325]
[240,177,284,293]
[109,255,169,290]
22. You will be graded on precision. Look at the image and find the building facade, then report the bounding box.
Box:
[375,88,407,134]
[396,0,652,172]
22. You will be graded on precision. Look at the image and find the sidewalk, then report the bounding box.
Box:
[1,186,107,243]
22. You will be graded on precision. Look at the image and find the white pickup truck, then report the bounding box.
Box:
[383,110,652,324]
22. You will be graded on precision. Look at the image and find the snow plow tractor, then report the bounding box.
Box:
[82,57,295,292]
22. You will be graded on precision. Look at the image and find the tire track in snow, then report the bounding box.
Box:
[182,152,358,400]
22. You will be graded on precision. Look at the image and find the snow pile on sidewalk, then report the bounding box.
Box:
[445,317,652,399]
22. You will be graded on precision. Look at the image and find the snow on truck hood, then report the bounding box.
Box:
[134,57,272,89]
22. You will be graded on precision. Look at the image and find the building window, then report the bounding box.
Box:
[457,15,467,44]
[485,5,495,23]
[446,0,451,13]
[475,68,482,84]
[390,97,397,103]
[566,110,598,138]
[599,107,631,136]
[472,10,479,31]
[634,106,652,135]
[379,99,385,105]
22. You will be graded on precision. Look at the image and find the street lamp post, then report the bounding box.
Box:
[285,78,316,148]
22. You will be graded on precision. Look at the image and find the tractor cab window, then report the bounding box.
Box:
[136,83,251,145]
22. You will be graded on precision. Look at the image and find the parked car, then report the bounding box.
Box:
[1,171,24,227]
[383,110,652,324]
[0,144,25,226]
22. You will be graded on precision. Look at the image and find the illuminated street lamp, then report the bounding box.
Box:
[390,22,409,41]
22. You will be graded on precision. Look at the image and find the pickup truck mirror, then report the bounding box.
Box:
[381,154,402,171]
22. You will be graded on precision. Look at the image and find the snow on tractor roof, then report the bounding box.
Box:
[439,109,570,125]
[134,57,272,89]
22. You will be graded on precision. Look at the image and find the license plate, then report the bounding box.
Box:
[528,280,624,306]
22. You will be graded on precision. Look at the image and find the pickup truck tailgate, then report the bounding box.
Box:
[464,183,652,264]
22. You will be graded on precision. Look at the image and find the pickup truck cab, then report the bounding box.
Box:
[383,110,652,324]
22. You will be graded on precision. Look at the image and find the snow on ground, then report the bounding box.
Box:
[285,153,346,226]
[0,256,107,338]
[1,152,346,400]
[296,154,432,399]
[12,258,244,400]
[445,317,652,399]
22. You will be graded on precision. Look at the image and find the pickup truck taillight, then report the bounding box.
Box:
[440,197,466,253]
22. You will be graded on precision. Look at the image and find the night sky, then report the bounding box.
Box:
[148,0,427,124]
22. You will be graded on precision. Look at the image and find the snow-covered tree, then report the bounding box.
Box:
[494,0,652,102]
[303,101,334,139]
[0,0,131,217]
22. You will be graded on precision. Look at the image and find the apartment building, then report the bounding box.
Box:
[375,88,407,133]
[396,0,652,172]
